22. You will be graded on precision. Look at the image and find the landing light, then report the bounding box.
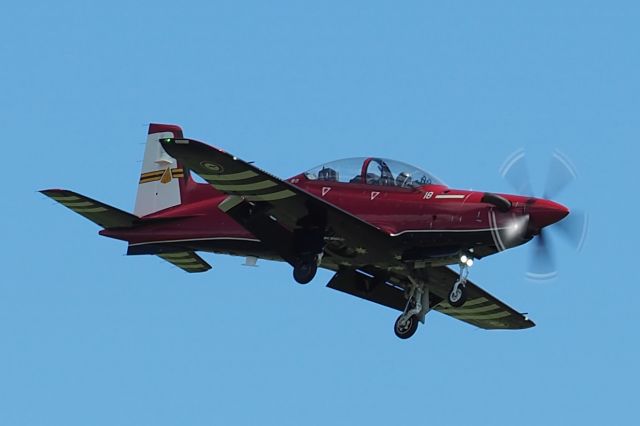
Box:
[459,254,473,267]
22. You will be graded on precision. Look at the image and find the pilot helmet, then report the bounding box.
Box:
[396,171,412,187]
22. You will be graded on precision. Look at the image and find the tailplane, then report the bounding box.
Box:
[40,189,137,228]
[42,123,199,229]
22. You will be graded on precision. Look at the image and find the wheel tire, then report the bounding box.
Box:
[293,259,317,284]
[448,285,467,308]
[394,314,419,339]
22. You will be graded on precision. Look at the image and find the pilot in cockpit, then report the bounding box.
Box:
[396,171,413,187]
[318,167,338,182]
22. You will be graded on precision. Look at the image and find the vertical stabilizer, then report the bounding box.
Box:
[134,124,186,217]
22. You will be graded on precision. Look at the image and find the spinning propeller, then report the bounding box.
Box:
[499,149,589,280]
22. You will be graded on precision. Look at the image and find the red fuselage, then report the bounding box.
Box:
[102,168,568,268]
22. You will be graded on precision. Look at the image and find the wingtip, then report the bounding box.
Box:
[40,188,63,195]
[40,188,75,196]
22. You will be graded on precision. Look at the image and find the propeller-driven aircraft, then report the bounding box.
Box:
[41,124,584,338]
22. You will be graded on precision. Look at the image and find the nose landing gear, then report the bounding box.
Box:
[448,255,473,307]
[448,281,467,307]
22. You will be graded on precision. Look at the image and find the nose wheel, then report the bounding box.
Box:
[448,283,467,307]
[448,256,472,307]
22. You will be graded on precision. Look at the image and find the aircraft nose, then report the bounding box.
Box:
[530,199,570,229]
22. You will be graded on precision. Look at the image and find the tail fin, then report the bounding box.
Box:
[134,123,193,217]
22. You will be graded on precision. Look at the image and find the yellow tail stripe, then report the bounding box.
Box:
[140,168,184,180]
[140,171,164,179]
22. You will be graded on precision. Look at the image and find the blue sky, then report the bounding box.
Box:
[1,1,637,425]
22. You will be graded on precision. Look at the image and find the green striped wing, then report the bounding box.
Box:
[434,287,535,330]
[157,251,211,273]
[41,189,137,229]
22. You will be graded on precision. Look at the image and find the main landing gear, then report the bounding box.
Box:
[292,227,325,284]
[394,279,429,339]
[292,254,322,284]
[394,313,419,339]
[447,254,473,308]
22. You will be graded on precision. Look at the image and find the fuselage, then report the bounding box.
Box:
[102,168,568,270]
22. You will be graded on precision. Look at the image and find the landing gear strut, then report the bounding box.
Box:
[448,258,471,308]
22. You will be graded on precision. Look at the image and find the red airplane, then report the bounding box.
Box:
[41,123,574,339]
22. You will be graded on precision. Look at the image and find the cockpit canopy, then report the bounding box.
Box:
[303,157,443,188]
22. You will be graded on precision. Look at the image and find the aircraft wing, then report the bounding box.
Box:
[40,189,137,229]
[160,138,394,266]
[434,292,534,330]
[428,267,534,329]
[157,251,212,273]
[326,266,534,330]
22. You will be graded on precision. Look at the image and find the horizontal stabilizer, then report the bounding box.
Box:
[40,189,137,229]
[157,251,212,273]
